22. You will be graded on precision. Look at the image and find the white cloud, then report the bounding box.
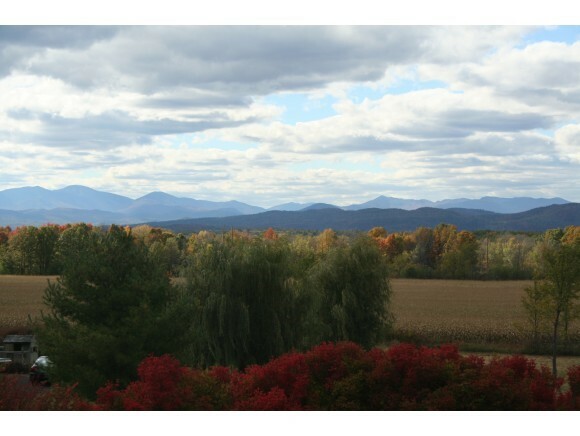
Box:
[1,26,579,205]
[418,40,580,113]
[555,124,580,162]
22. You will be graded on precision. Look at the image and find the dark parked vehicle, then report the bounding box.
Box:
[30,356,52,386]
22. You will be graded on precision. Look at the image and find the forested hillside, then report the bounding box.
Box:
[147,203,580,233]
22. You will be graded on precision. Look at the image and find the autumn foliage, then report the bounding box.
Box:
[91,343,580,411]
[0,375,94,410]
[4,342,576,411]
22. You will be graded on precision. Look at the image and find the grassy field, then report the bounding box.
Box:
[1,275,579,360]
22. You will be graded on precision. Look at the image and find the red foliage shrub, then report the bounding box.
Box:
[233,386,297,411]
[231,351,309,410]
[464,355,561,410]
[0,375,38,410]
[305,342,370,386]
[0,375,93,410]
[89,346,580,411]
[562,365,580,409]
[95,381,123,410]
[122,354,187,410]
[303,342,374,410]
[95,354,233,411]
[366,343,464,410]
[6,344,579,411]
[568,365,580,396]
[30,383,95,411]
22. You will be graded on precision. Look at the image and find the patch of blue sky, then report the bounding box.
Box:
[260,93,339,125]
[533,120,577,138]
[534,128,555,138]
[520,26,580,46]
[347,79,448,103]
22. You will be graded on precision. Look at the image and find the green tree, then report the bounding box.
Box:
[184,237,304,368]
[38,224,189,398]
[0,224,62,274]
[0,226,10,247]
[521,282,551,350]
[36,224,61,274]
[149,236,183,276]
[308,236,393,349]
[0,226,10,273]
[412,227,436,271]
[6,226,39,274]
[438,230,479,279]
[432,223,457,262]
[529,235,580,376]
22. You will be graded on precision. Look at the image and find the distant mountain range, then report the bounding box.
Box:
[0,185,264,227]
[149,204,580,233]
[342,195,571,213]
[0,185,575,229]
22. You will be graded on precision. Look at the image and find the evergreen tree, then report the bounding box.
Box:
[38,224,189,398]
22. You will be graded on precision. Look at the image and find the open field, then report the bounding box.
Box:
[0,275,57,335]
[390,279,536,346]
[1,275,579,357]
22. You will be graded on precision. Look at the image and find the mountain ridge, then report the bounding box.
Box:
[0,185,574,227]
[146,203,580,233]
[343,194,570,213]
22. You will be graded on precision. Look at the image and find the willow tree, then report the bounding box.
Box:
[308,235,393,349]
[184,236,306,368]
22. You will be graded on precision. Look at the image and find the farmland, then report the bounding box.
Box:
[1,274,579,376]
[2,275,579,351]
[0,275,566,340]
[391,278,535,348]
[0,275,57,335]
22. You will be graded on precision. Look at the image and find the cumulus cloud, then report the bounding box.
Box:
[555,124,580,161]
[0,25,579,205]
[221,87,557,158]
[2,26,526,93]
[418,40,580,112]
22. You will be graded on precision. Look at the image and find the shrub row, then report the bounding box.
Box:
[2,342,580,411]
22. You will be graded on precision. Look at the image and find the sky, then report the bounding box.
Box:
[1,3,580,208]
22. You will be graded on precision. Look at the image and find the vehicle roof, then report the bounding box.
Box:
[2,335,35,343]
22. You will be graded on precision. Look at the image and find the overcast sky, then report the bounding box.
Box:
[1,20,579,206]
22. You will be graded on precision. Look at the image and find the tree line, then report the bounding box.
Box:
[1,222,578,280]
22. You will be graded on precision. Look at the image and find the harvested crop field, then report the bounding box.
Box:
[390,278,531,344]
[0,275,57,333]
[1,275,579,352]
[390,278,579,349]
